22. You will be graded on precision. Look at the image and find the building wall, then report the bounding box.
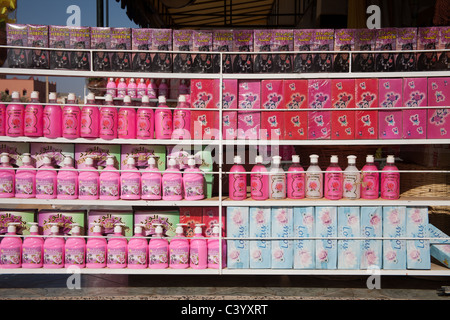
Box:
[0,77,56,101]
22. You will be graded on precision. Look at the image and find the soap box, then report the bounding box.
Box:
[0,142,30,167]
[0,209,36,235]
[6,23,28,68]
[272,29,294,73]
[88,210,133,237]
[238,80,261,140]
[38,210,86,236]
[179,206,202,237]
[333,28,355,73]
[110,27,132,72]
[232,29,254,73]
[68,26,91,71]
[308,79,331,140]
[261,79,285,140]
[283,79,308,140]
[75,144,121,170]
[49,25,70,70]
[151,28,172,73]
[360,206,383,270]
[212,29,234,73]
[293,29,315,73]
[383,206,406,270]
[253,29,274,73]
[379,78,403,139]
[222,79,238,140]
[331,78,356,140]
[133,209,179,238]
[427,224,450,268]
[312,29,334,73]
[90,27,111,72]
[353,29,376,72]
[406,207,430,269]
[27,24,49,69]
[293,207,315,269]
[173,29,194,73]
[396,27,417,72]
[337,207,361,270]
[374,28,397,72]
[427,77,450,139]
[131,28,152,72]
[355,78,378,139]
[315,206,337,269]
[192,30,214,74]
[417,27,440,71]
[30,143,74,168]
[249,207,271,269]
[121,144,166,171]
[203,206,226,237]
[438,26,450,70]
[271,207,293,269]
[226,207,249,269]
[402,77,427,139]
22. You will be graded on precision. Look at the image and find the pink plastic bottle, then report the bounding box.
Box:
[24,91,43,137]
[137,78,147,98]
[22,222,43,268]
[183,156,204,200]
[6,91,24,137]
[64,223,86,268]
[99,94,118,140]
[43,223,65,269]
[0,102,6,135]
[43,92,62,138]
[162,157,183,201]
[172,95,191,139]
[136,95,154,139]
[57,156,78,200]
[117,78,127,98]
[118,95,136,139]
[80,92,100,138]
[86,222,106,268]
[15,153,36,199]
[190,224,207,269]
[0,153,15,198]
[120,157,141,200]
[106,77,117,98]
[179,79,189,95]
[0,222,22,268]
[250,155,268,200]
[148,223,169,269]
[381,155,400,200]
[62,93,81,139]
[128,223,148,269]
[127,78,137,98]
[107,223,128,268]
[169,223,189,269]
[141,156,161,200]
[35,156,57,199]
[78,156,99,200]
[361,155,379,199]
[155,95,173,139]
[207,224,227,269]
[287,155,305,199]
[147,79,158,99]
[158,79,169,98]
[229,155,247,200]
[99,155,120,200]
[324,155,343,200]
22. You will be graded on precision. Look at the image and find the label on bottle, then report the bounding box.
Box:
[80,108,93,135]
[43,247,63,265]
[106,87,116,97]
[162,179,182,197]
[0,176,14,195]
[173,110,188,130]
[107,246,127,265]
[100,109,116,137]
[325,172,343,199]
[269,174,286,199]
[121,178,140,196]
[24,107,39,134]
[141,178,161,197]
[65,247,85,265]
[136,110,153,138]
[149,248,168,265]
[99,179,120,197]
[117,87,127,97]
[381,172,399,199]
[137,87,146,98]
[128,247,147,266]
[118,109,131,136]
[251,173,265,198]
[343,173,360,199]
[361,173,379,198]
[287,173,305,198]
[230,174,246,199]
[43,109,55,136]
[57,178,77,197]
[190,247,200,266]
[79,178,99,197]
[36,177,56,196]
[156,111,172,138]
[62,109,80,136]
[15,177,34,196]
[1,246,21,265]
[184,179,204,198]
[306,173,323,198]
[86,246,106,265]
[207,248,220,266]
[169,246,189,266]
[22,246,42,265]
[7,108,23,135]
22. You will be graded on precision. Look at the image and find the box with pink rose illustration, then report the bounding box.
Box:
[406,207,430,270]
[271,207,293,269]
[226,207,249,269]
[360,206,383,270]
[293,207,315,269]
[383,206,406,270]
[315,206,337,269]
[249,207,271,269]
[338,207,360,270]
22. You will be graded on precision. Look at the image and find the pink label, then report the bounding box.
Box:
[0,176,14,194]
[100,179,119,197]
[136,110,153,138]
[361,173,379,198]
[207,248,220,265]
[100,109,117,137]
[121,178,140,196]
[149,248,168,265]
[381,173,400,199]
[141,178,161,197]
[169,247,189,265]
[162,179,182,197]
[36,177,56,196]
[22,246,42,265]
[57,178,77,196]
[107,246,127,265]
[128,248,147,265]
[15,177,34,196]
[86,246,106,264]
[7,109,23,135]
[173,110,189,130]
[24,107,39,134]
[79,179,99,196]
[230,174,246,199]
[62,110,79,135]
[65,247,85,265]
[1,247,21,265]
[184,180,204,198]
[80,108,94,135]
[325,173,343,199]
[43,247,63,265]
[190,247,200,266]
[287,173,305,198]
[251,173,266,198]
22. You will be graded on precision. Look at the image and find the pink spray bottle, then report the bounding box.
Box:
[361,155,379,199]
[22,222,43,268]
[229,155,247,200]
[99,94,118,140]
[324,155,343,200]
[118,95,136,139]
[381,155,400,200]
[80,92,100,138]
[120,156,141,200]
[57,155,78,200]
[43,223,65,269]
[78,156,99,200]
[207,224,227,269]
[169,223,190,269]
[6,91,24,137]
[148,223,169,269]
[190,224,207,269]
[86,222,107,268]
[147,79,158,99]
[64,223,86,268]
[0,153,14,198]
[155,95,173,139]
[287,155,305,199]
[162,156,183,201]
[183,156,205,201]
[43,92,62,138]
[99,155,120,200]
[106,77,117,98]
[128,223,148,269]
[141,155,161,200]
[172,95,191,140]
[24,90,43,137]
[107,223,128,268]
[250,155,268,200]
[0,222,22,268]
[15,153,36,199]
[35,156,57,199]
[117,78,127,98]
[62,93,81,139]
[127,78,137,98]
[136,95,154,139]
[137,78,147,98]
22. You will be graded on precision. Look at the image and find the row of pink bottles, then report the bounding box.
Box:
[107,78,169,99]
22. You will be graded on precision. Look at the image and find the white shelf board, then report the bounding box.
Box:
[0,268,221,275]
[223,139,450,146]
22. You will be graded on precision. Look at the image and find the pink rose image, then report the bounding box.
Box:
[385,250,397,262]
[410,209,423,224]
[303,214,314,226]
[232,212,243,225]
[370,214,381,226]
[252,250,262,261]
[365,250,378,266]
[409,249,421,261]
[276,210,288,224]
[320,211,332,226]
[273,249,284,261]
[318,249,328,262]
[229,250,240,261]
[388,210,400,225]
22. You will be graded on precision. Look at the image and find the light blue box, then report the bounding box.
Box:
[428,224,450,269]
[383,206,406,270]
[338,207,361,270]
[271,207,293,269]
[249,207,271,269]
[315,207,337,269]
[360,206,383,270]
[293,207,315,269]
[406,207,430,270]
[226,207,249,269]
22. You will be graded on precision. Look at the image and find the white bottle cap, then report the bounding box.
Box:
[310,154,319,163]
[120,78,125,82]
[234,155,242,164]
[134,223,144,234]
[188,157,196,166]
[49,92,57,100]
[194,224,204,234]
[168,158,177,167]
[104,94,113,103]
[63,156,73,166]
[292,155,300,163]
[129,78,135,83]
[127,157,135,165]
[114,224,123,234]
[255,155,263,164]
[22,153,32,164]
[272,155,281,165]
[212,224,220,235]
[140,78,145,83]
[0,153,9,163]
[11,91,19,99]
[87,92,95,101]
[175,223,187,234]
[161,79,167,83]
[178,95,186,102]
[43,156,51,165]
[123,95,131,103]
[366,155,374,163]
[29,222,39,234]
[387,155,395,164]
[347,155,357,164]
[106,155,115,166]
[109,78,114,82]
[153,223,163,235]
[148,156,156,166]
[85,157,94,166]
[330,155,338,163]
[71,223,80,235]
[7,222,19,233]
[141,95,149,103]
[158,96,166,103]
[31,91,39,100]
[68,93,76,101]
[50,223,59,234]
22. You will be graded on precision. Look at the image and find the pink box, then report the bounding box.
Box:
[222,79,238,140]
[202,207,226,237]
[283,80,308,140]
[379,78,403,139]
[308,79,331,140]
[179,207,202,237]
[261,80,284,140]
[190,79,220,140]
[238,80,261,140]
[427,77,450,139]
[331,79,355,140]
[355,78,378,139]
[402,78,427,139]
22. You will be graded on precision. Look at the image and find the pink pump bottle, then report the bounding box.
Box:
[250,155,268,200]
[229,155,247,200]
[106,77,117,98]
[24,91,43,137]
[57,155,78,200]
[64,223,86,268]
[172,95,191,140]
[117,78,127,98]
[162,157,183,201]
[22,222,43,268]
[35,156,57,199]
[137,78,147,98]
[190,224,207,269]
[43,223,65,269]
[183,156,204,201]
[155,95,173,139]
[287,155,305,199]
[99,94,118,140]
[158,79,169,98]
[381,155,400,200]
[324,155,343,200]
[80,92,100,138]
[0,153,14,198]
[0,222,22,268]
[118,95,136,139]
[136,95,154,139]
[147,79,158,99]
[43,92,62,138]
[169,223,189,269]
[78,156,99,200]
[141,156,161,200]
[207,224,226,269]
[128,223,148,269]
[86,222,107,268]
[361,155,379,199]
[120,157,141,200]
[62,93,81,139]
[15,153,36,199]
[99,155,120,200]
[107,223,128,268]
[127,78,137,98]
[6,91,24,137]
[148,223,169,269]
[0,101,6,135]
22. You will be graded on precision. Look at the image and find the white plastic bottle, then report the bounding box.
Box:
[305,154,323,199]
[268,155,286,200]
[343,155,361,200]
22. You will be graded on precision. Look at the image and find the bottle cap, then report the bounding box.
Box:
[68,93,76,101]
[49,92,57,100]
[153,223,163,235]
[129,78,135,83]
[123,95,131,103]
[7,222,20,233]
[255,155,263,163]
[387,155,395,164]
[127,157,135,165]
[347,155,357,164]
[28,222,39,234]
[178,95,186,102]
[43,156,51,165]
[11,91,19,99]
[87,92,95,101]
[49,223,59,234]
[148,156,156,166]
[22,153,32,164]
[0,153,9,163]
[90,222,101,233]
[175,223,187,234]
[109,78,114,82]
[188,157,196,167]
[106,155,115,166]
[292,155,300,163]
[310,154,319,163]
[194,224,204,235]
[234,155,242,164]
[366,155,374,163]
[158,96,166,104]
[140,78,145,83]
[114,223,124,234]
[85,157,94,166]
[141,95,149,103]
[212,224,220,235]
[104,94,113,103]
[30,91,39,100]
[272,155,281,165]
[330,155,338,163]
[134,223,145,234]
[168,158,177,167]
[63,156,73,166]
[71,223,80,235]
[120,78,125,82]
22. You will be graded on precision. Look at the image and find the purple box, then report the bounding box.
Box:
[173,29,194,73]
[353,29,376,72]
[213,29,234,73]
[6,23,28,68]
[132,28,152,72]
[27,24,49,69]
[91,27,111,71]
[417,27,440,71]
[110,27,132,71]
[438,26,450,71]
[293,29,314,73]
[312,29,334,73]
[49,25,70,69]
[254,29,274,73]
[334,28,355,73]
[69,26,90,70]
[192,30,214,73]
[375,28,397,72]
[396,27,417,72]
[151,28,172,72]
[88,210,133,237]
[233,29,253,73]
[38,210,87,236]
[402,78,427,139]
[272,29,294,73]
[379,78,403,139]
[427,77,450,139]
